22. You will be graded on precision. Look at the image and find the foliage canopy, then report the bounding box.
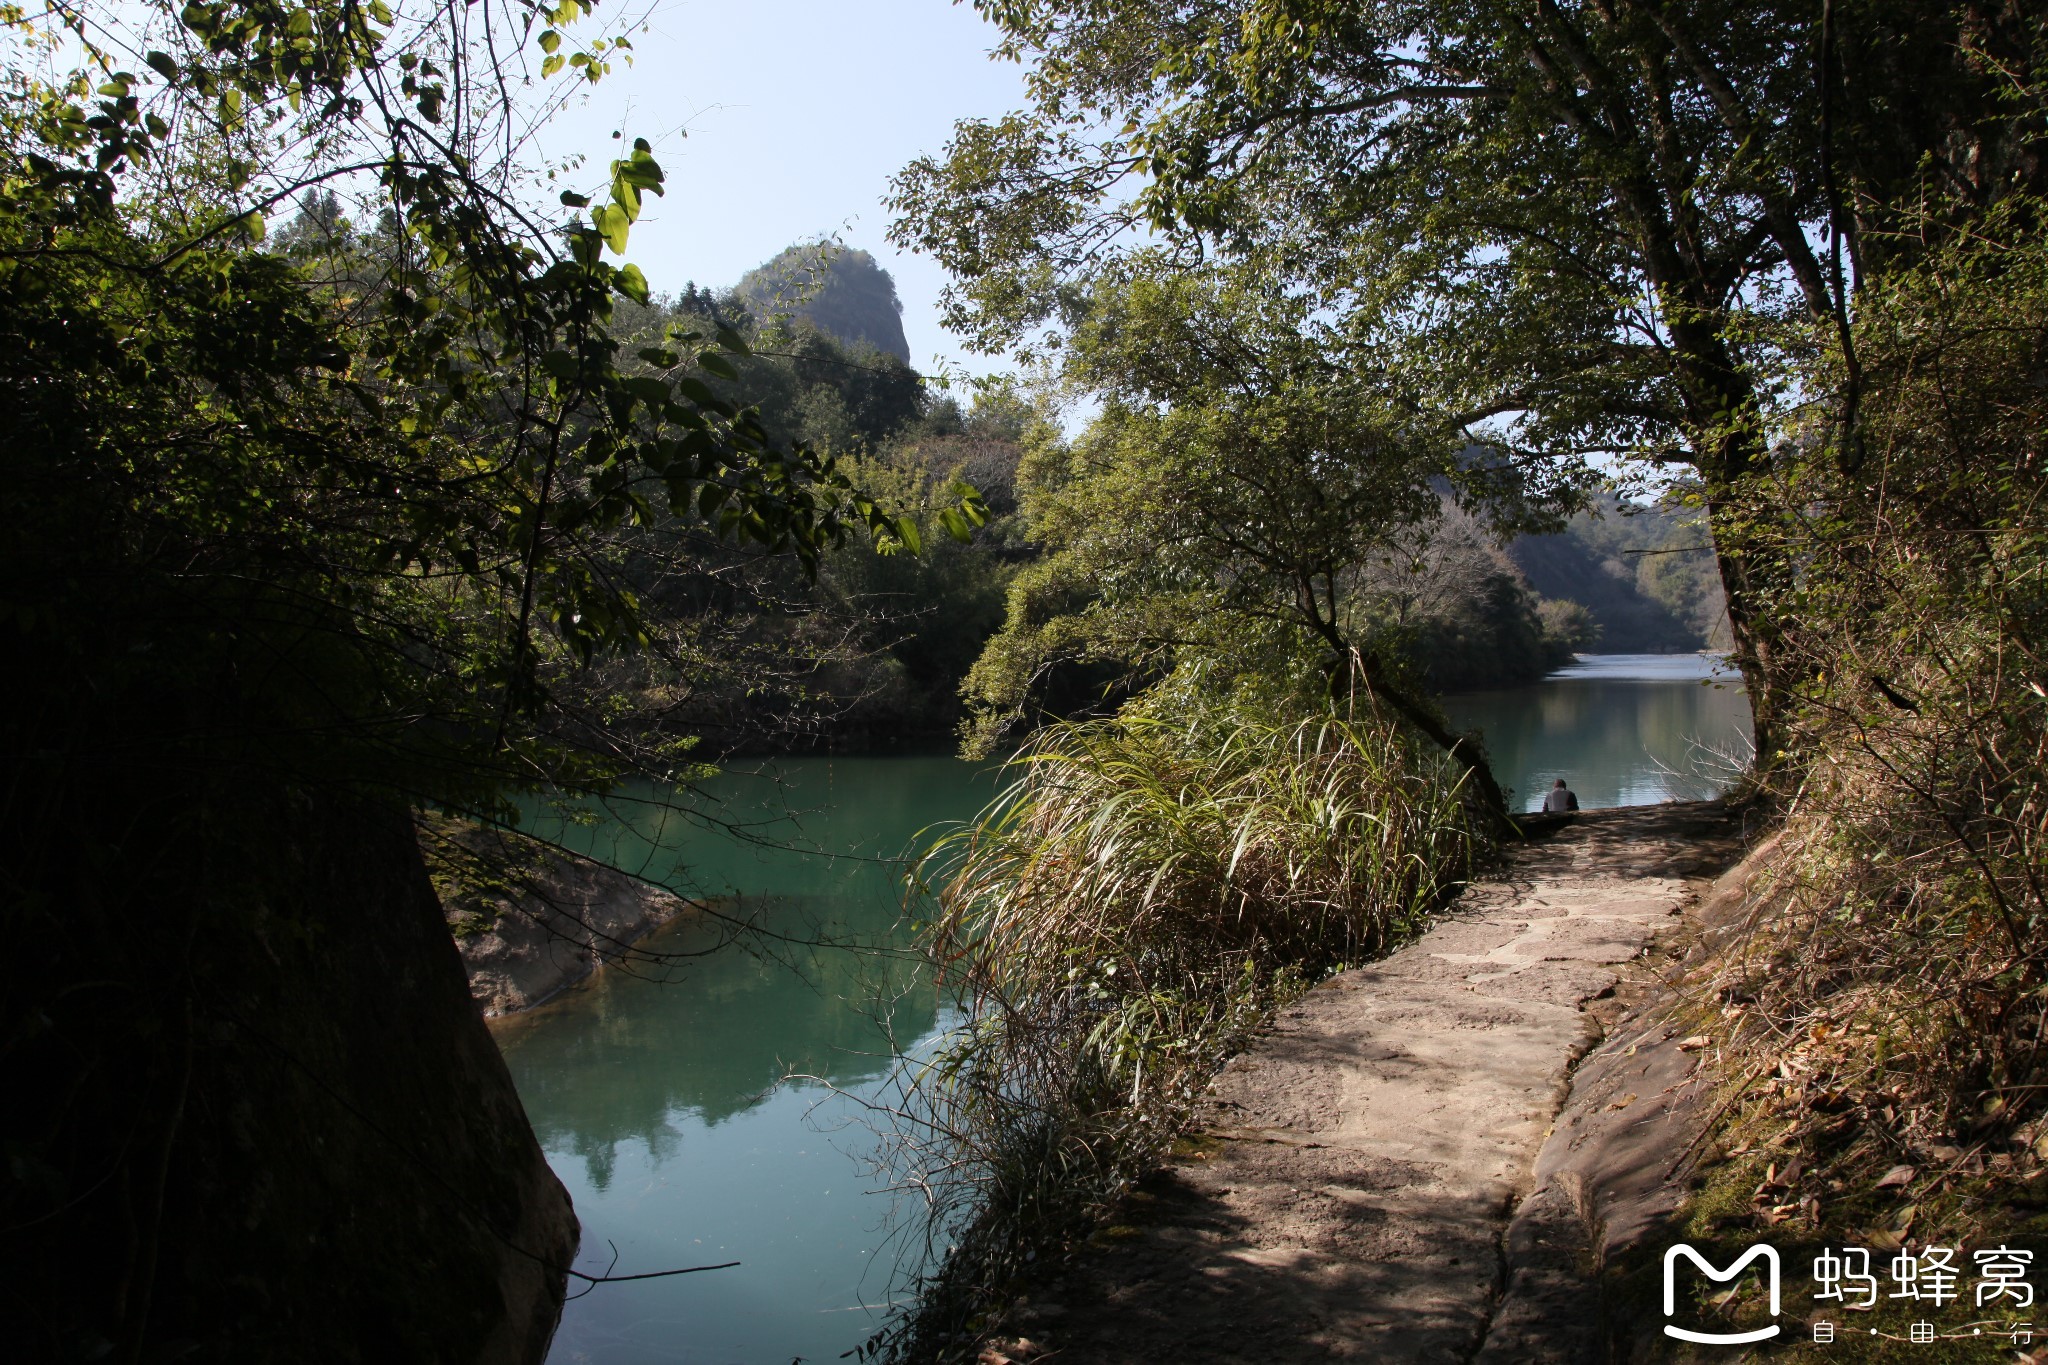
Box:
[893,0,2048,743]
[1,0,982,812]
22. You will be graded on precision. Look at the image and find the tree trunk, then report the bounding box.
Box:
[1331,644,1516,832]
[1679,387,1789,771]
[1,777,579,1363]
[1703,493,1784,766]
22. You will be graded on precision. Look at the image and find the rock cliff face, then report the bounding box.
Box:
[428,819,692,1015]
[734,244,912,360]
[1,785,577,1363]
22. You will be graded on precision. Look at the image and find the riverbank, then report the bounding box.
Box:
[423,818,694,1016]
[975,801,1753,1363]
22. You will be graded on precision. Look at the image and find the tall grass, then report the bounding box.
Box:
[862,703,1477,1362]
[1671,202,2048,1255]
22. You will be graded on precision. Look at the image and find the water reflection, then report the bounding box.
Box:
[494,905,934,1188]
[494,756,997,1365]
[498,666,1749,1361]
[1445,653,1753,811]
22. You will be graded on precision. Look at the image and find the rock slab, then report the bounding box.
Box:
[1003,803,1748,1364]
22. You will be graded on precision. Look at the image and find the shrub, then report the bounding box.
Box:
[864,698,1477,1361]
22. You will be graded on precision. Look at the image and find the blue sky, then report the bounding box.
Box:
[538,0,1026,379]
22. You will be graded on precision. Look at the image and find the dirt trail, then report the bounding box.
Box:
[996,803,1751,1364]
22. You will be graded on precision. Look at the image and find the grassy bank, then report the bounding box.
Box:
[863,698,1480,1362]
[1590,205,2048,1358]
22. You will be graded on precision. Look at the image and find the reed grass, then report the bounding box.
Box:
[1658,209,2048,1281]
[861,702,1477,1362]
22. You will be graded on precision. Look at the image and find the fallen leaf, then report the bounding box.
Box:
[1875,1164,1918,1189]
[1678,1035,1713,1052]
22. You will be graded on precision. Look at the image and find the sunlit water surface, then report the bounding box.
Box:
[1444,652,1754,811]
[504,655,1752,1362]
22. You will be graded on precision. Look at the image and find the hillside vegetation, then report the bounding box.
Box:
[873,1,2048,1359]
[734,243,913,362]
[1509,495,1729,655]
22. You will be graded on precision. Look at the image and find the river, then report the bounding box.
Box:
[494,756,998,1364]
[498,654,1752,1363]
[1443,652,1751,812]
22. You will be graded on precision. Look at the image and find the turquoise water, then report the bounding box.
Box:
[494,757,999,1365]
[500,655,1754,1362]
[1444,653,1754,812]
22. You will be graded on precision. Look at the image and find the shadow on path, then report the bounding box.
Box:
[990,802,1756,1365]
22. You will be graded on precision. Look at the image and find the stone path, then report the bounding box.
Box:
[995,803,1750,1364]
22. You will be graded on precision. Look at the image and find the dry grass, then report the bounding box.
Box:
[857,702,1477,1363]
[1637,204,2048,1352]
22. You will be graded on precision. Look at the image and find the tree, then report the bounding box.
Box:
[552,289,1012,749]
[0,0,995,795]
[959,257,1539,819]
[891,0,2047,756]
[0,0,979,1355]
[1358,512,1584,692]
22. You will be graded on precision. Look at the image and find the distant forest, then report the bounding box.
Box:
[610,244,1726,747]
[1509,497,1729,651]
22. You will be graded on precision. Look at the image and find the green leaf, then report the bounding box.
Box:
[616,157,663,191]
[591,203,629,254]
[559,190,589,208]
[697,351,737,380]
[616,262,649,304]
[540,53,565,78]
[538,29,561,54]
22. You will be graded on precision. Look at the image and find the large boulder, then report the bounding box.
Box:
[0,784,577,1363]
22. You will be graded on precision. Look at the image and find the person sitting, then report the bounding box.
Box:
[1542,778,1580,814]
